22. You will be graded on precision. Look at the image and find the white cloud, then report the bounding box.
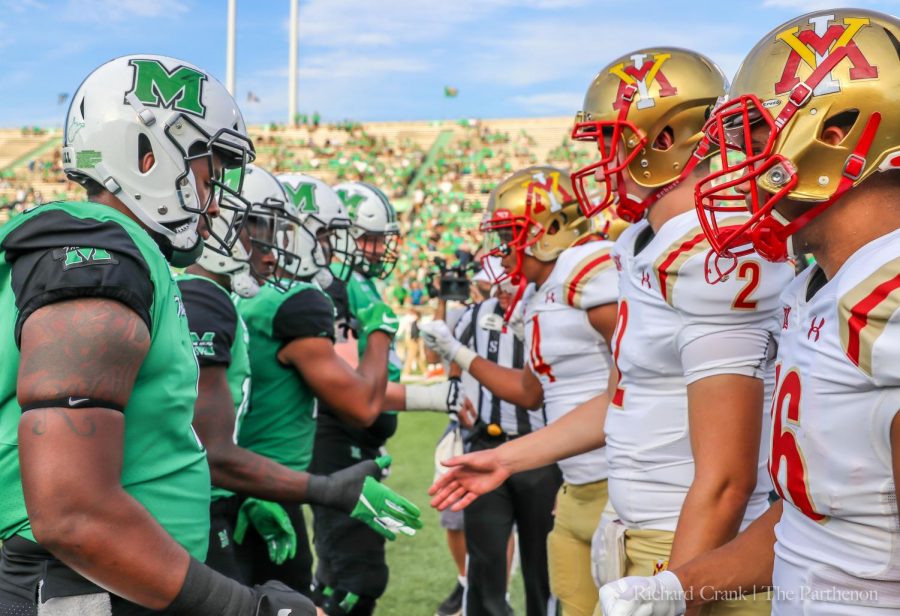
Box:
[0,0,46,13]
[292,0,597,50]
[299,54,429,79]
[510,91,582,114]
[62,0,189,21]
[466,19,743,87]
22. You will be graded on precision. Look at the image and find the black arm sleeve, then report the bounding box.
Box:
[177,277,237,367]
[2,210,155,346]
[9,249,153,347]
[273,288,336,343]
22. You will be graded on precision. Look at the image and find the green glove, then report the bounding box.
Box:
[350,473,424,541]
[357,302,399,338]
[233,498,297,565]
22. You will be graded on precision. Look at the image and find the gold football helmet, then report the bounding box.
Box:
[572,47,727,222]
[480,166,590,283]
[695,9,900,262]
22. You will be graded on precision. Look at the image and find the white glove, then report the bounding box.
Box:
[420,320,476,370]
[599,571,686,616]
[420,320,461,360]
[405,378,463,414]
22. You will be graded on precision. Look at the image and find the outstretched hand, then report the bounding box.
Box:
[427,448,511,511]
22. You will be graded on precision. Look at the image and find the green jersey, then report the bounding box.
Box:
[177,274,251,502]
[0,201,210,559]
[236,281,335,471]
[346,272,402,383]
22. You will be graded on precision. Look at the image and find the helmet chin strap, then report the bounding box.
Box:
[314,267,334,289]
[769,210,798,261]
[502,276,528,333]
[166,233,205,268]
[616,138,710,223]
[231,268,261,298]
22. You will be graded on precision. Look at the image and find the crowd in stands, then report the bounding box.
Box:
[0,118,591,375]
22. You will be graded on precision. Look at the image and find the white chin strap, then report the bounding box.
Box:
[770,209,798,261]
[314,267,333,289]
[231,269,260,298]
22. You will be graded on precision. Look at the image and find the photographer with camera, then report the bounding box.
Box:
[422,249,481,379]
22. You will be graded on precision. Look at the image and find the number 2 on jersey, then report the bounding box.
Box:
[769,363,825,522]
[733,261,761,310]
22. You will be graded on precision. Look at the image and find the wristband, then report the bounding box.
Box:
[167,557,256,615]
[306,460,380,513]
[404,383,450,412]
[453,346,477,372]
[306,473,352,511]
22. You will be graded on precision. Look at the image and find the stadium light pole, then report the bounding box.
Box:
[288,0,298,126]
[226,0,237,95]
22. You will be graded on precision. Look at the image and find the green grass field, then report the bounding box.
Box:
[368,412,527,615]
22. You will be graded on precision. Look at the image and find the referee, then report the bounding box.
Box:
[453,274,562,616]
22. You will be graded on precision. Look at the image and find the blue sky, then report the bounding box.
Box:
[0,0,897,127]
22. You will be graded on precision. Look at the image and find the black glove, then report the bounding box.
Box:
[168,558,317,616]
[306,458,384,512]
[254,580,318,616]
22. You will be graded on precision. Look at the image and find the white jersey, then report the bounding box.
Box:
[524,240,618,485]
[771,229,900,614]
[605,210,794,531]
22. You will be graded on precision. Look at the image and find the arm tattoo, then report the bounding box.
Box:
[30,408,98,437]
[18,298,150,409]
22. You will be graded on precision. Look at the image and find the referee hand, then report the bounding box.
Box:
[458,397,477,429]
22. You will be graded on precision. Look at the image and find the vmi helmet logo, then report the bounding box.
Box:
[774,14,878,96]
[609,52,677,111]
[61,246,117,270]
[336,188,365,218]
[126,59,208,117]
[521,171,573,215]
[285,182,320,214]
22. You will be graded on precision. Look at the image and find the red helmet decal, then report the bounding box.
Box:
[521,170,573,215]
[774,14,878,96]
[609,52,678,111]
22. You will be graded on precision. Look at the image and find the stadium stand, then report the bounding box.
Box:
[0,117,596,371]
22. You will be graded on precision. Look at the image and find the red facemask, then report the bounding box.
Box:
[480,212,541,326]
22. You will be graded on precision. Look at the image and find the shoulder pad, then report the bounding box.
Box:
[839,256,900,381]
[557,241,617,309]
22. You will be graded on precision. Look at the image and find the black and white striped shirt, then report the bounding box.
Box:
[454,298,546,435]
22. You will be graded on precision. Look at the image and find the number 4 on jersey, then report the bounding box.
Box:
[529,315,555,382]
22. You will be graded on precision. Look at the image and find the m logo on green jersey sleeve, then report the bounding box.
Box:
[59,246,118,270]
[284,181,319,214]
[127,59,208,117]
[189,331,216,357]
